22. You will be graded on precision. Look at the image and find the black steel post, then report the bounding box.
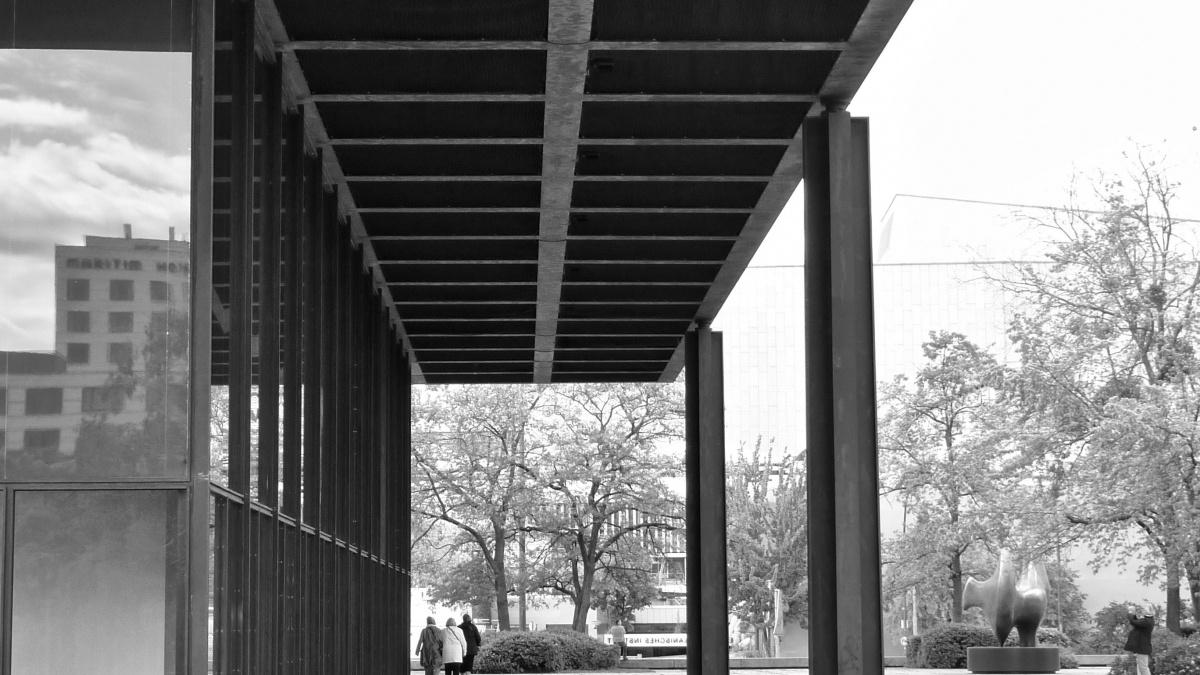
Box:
[685,326,728,675]
[803,106,883,675]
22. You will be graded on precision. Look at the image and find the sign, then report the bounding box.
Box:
[625,633,687,648]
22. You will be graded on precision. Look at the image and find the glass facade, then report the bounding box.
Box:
[10,490,185,674]
[0,39,192,480]
[0,0,195,671]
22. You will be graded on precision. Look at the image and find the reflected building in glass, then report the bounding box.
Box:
[2,226,189,478]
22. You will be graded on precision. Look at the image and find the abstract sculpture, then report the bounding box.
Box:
[962,550,1049,647]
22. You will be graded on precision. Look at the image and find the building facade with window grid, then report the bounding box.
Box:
[0,229,190,469]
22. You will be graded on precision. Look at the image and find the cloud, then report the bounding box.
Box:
[0,98,91,129]
[0,134,189,249]
[0,49,191,352]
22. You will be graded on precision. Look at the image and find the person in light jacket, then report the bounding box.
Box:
[1124,609,1155,675]
[460,614,483,675]
[442,617,468,675]
[416,616,443,675]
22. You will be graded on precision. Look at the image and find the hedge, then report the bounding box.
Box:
[905,635,924,667]
[909,624,1081,669]
[475,631,618,673]
[545,631,619,671]
[917,624,999,668]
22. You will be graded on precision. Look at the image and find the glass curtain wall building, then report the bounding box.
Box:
[1,0,907,672]
[1,0,413,671]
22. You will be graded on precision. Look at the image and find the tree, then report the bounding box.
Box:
[526,382,684,632]
[588,543,661,628]
[997,151,1200,633]
[411,384,549,631]
[878,331,1022,624]
[725,439,807,654]
[1040,560,1092,645]
[68,308,188,479]
[425,555,501,613]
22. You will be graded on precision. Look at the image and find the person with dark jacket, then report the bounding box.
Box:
[417,616,444,675]
[1124,610,1155,675]
[460,614,483,675]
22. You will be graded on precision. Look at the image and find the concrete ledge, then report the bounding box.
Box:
[967,646,1059,674]
[617,656,908,669]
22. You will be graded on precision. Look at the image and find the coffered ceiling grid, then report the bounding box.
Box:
[209,0,909,384]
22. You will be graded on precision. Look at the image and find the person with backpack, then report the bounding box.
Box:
[416,616,443,675]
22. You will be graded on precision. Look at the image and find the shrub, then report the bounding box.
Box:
[917,624,999,668]
[1108,633,1200,675]
[474,631,617,673]
[476,632,566,673]
[544,631,619,670]
[1060,650,1079,669]
[1039,628,1074,648]
[905,635,923,667]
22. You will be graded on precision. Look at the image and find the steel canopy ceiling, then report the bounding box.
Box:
[212,0,910,385]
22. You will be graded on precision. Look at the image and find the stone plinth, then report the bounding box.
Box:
[967,646,1060,673]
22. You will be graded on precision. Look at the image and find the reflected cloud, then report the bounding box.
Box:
[0,49,190,349]
[0,97,90,129]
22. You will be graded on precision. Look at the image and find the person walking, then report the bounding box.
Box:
[442,617,468,675]
[460,614,483,675]
[416,616,444,675]
[610,622,628,661]
[1123,608,1155,675]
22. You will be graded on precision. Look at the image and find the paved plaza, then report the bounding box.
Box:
[415,662,1113,667]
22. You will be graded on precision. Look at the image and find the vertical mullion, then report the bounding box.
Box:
[399,352,412,665]
[280,109,305,675]
[374,301,386,556]
[212,496,228,675]
[319,192,337,536]
[258,56,284,675]
[336,242,351,543]
[227,0,253,501]
[281,109,304,519]
[302,154,323,528]
[348,264,362,549]
[377,306,389,560]
[2,489,15,675]
[187,0,215,670]
[228,2,256,672]
[258,56,283,508]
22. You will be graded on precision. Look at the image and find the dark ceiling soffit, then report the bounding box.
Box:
[255,0,911,386]
[256,0,428,383]
[657,0,913,382]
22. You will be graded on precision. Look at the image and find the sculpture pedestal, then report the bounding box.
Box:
[966,646,1059,673]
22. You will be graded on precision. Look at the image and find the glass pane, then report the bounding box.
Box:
[0,47,191,480]
[11,489,186,674]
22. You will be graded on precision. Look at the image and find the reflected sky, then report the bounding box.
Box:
[0,50,190,350]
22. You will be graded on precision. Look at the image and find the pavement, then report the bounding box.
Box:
[415,662,1113,667]
[610,669,1110,675]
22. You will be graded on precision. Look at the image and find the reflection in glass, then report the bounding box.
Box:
[11,490,186,674]
[0,50,191,480]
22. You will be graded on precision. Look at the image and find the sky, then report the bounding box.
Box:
[0,50,191,350]
[4,3,1199,346]
[715,0,1200,613]
[747,0,1200,268]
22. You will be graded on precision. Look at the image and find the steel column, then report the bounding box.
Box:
[685,326,728,675]
[187,0,215,670]
[803,107,882,675]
